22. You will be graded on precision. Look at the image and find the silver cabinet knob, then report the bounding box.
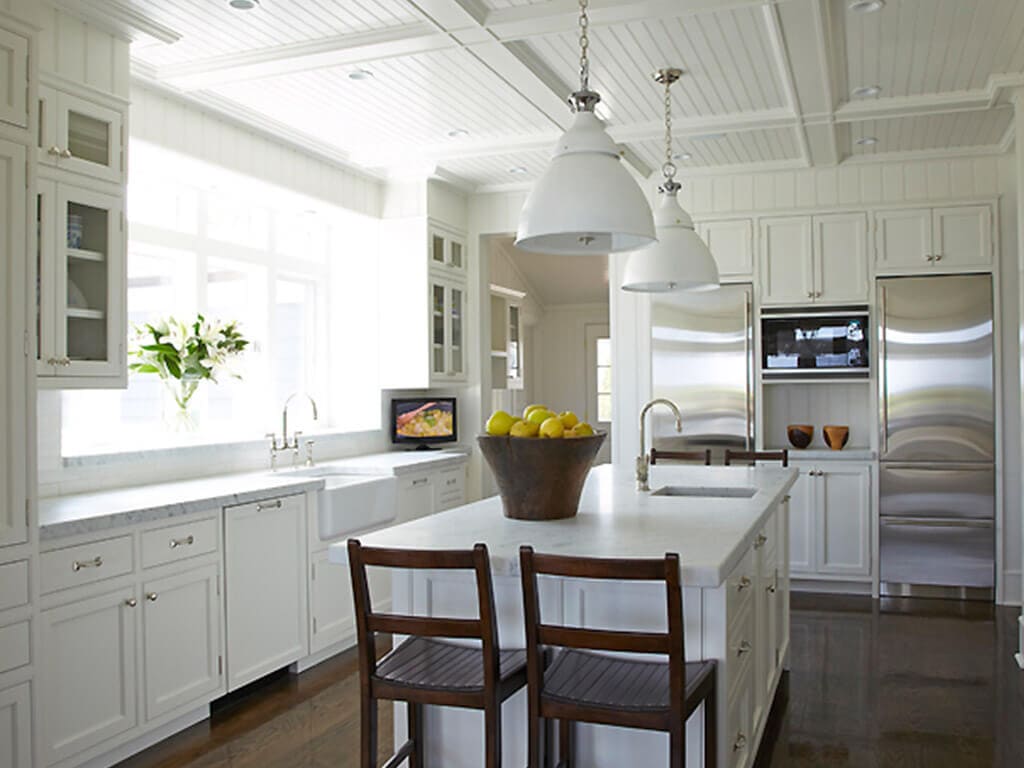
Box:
[815,291,822,298]
[754,533,768,549]
[806,291,814,298]
[145,592,158,602]
[60,148,73,159]
[47,145,61,156]
[733,734,747,752]
[933,253,942,262]
[737,576,752,591]
[736,640,752,656]
[925,254,934,262]
[124,598,138,607]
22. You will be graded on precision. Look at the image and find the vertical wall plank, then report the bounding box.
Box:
[795,170,816,209]
[904,163,927,200]
[860,165,883,203]
[881,165,903,203]
[816,168,838,207]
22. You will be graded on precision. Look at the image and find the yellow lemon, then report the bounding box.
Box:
[539,416,565,439]
[485,410,516,436]
[559,410,579,429]
[523,404,548,420]
[569,422,595,438]
[510,420,540,438]
[527,408,555,426]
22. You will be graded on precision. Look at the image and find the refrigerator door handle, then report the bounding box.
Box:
[881,517,994,529]
[878,284,888,456]
[881,462,994,472]
[744,289,753,450]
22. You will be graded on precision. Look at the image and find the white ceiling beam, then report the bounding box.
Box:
[834,93,1011,123]
[761,2,812,166]
[51,0,182,43]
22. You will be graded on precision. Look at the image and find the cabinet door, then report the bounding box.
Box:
[39,589,138,764]
[932,205,992,270]
[55,92,125,183]
[447,282,466,380]
[224,496,307,691]
[874,208,932,272]
[49,183,125,383]
[697,219,753,278]
[0,682,31,768]
[430,281,446,379]
[310,549,354,654]
[142,564,222,720]
[759,217,813,305]
[787,469,815,574]
[817,466,871,577]
[0,28,28,129]
[397,473,434,523]
[814,212,868,303]
[35,178,58,377]
[0,140,27,549]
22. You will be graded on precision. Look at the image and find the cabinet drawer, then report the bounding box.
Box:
[142,516,218,569]
[436,466,464,493]
[0,560,29,612]
[0,620,30,674]
[725,602,754,699]
[41,535,133,594]
[726,549,755,625]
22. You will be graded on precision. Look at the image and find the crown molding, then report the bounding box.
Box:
[50,0,181,43]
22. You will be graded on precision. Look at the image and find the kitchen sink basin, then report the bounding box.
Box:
[275,468,398,539]
[651,485,757,499]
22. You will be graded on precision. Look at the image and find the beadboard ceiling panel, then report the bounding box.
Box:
[631,127,800,169]
[849,109,1013,156]
[514,6,788,123]
[839,0,1024,98]
[130,0,420,68]
[440,150,551,187]
[209,48,557,161]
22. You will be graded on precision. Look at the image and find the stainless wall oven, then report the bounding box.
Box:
[761,307,869,379]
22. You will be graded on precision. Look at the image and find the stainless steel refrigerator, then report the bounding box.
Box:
[878,274,995,600]
[650,283,754,460]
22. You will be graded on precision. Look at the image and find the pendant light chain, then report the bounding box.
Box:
[578,0,590,90]
[663,76,676,184]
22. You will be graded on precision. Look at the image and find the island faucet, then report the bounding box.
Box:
[637,398,683,492]
[267,393,319,470]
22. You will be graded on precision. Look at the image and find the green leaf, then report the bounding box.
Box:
[164,358,182,379]
[128,363,160,374]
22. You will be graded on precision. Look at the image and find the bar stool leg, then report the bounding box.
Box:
[669,725,684,768]
[558,719,573,768]
[527,710,543,768]
[484,702,502,768]
[408,703,424,768]
[704,689,717,768]
[360,690,377,768]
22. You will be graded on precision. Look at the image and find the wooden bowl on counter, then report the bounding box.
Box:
[787,424,814,449]
[823,425,850,450]
[477,433,607,521]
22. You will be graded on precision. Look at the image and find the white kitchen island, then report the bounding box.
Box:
[329,463,797,768]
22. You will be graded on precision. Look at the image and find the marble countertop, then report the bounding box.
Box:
[329,463,798,588]
[785,448,876,461]
[38,448,472,541]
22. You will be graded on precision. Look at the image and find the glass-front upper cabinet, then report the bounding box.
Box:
[37,178,125,386]
[39,86,125,184]
[429,276,467,384]
[428,223,466,274]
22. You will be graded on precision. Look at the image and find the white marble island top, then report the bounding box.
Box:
[329,463,797,588]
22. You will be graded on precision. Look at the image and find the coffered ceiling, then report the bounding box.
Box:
[62,0,1024,190]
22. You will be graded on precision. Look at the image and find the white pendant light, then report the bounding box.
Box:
[621,69,719,293]
[515,0,655,256]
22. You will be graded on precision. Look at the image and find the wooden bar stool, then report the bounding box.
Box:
[650,448,712,466]
[519,546,717,768]
[724,448,789,467]
[348,539,528,768]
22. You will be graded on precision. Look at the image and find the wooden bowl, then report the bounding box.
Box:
[477,433,607,521]
[787,424,814,449]
[823,425,850,450]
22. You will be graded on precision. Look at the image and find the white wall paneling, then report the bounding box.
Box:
[761,383,873,453]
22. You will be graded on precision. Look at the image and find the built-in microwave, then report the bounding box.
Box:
[761,307,869,379]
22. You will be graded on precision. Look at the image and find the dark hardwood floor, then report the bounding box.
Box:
[118,597,1024,768]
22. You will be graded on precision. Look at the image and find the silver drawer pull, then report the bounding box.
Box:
[733,734,747,752]
[169,535,195,549]
[412,478,429,486]
[754,533,767,549]
[737,576,752,592]
[72,556,103,572]
[736,640,752,656]
[256,500,283,511]
[146,592,158,602]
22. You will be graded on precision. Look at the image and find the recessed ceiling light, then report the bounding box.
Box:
[348,69,374,81]
[851,84,882,98]
[509,166,528,175]
[848,0,884,12]
[227,0,260,9]
[692,133,725,142]
[673,152,692,161]
[855,136,879,146]
[447,128,469,138]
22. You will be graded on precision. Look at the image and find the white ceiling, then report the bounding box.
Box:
[88,0,1024,189]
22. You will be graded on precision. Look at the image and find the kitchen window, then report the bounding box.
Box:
[59,141,379,457]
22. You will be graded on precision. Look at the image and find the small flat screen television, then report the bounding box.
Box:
[391,398,457,448]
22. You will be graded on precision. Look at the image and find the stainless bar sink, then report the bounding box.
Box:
[651,486,757,499]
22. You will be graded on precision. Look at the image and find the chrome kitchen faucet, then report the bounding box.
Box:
[636,398,683,492]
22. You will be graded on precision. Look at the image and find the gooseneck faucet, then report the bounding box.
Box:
[267,393,319,471]
[636,398,683,492]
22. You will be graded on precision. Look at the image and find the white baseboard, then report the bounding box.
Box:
[76,706,209,768]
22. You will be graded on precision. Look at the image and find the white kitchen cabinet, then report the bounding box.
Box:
[430,274,467,382]
[141,564,222,720]
[760,217,813,305]
[0,26,28,129]
[39,587,138,765]
[490,287,525,391]
[429,222,465,275]
[434,465,466,511]
[0,139,27,549]
[761,214,868,305]
[874,205,992,273]
[696,218,754,279]
[309,549,354,655]
[224,495,308,691]
[0,682,31,768]
[789,463,872,580]
[397,472,434,523]
[38,85,125,184]
[36,176,126,387]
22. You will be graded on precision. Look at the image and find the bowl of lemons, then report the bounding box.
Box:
[478,405,606,521]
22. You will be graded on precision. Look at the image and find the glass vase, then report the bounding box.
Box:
[163,378,200,432]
